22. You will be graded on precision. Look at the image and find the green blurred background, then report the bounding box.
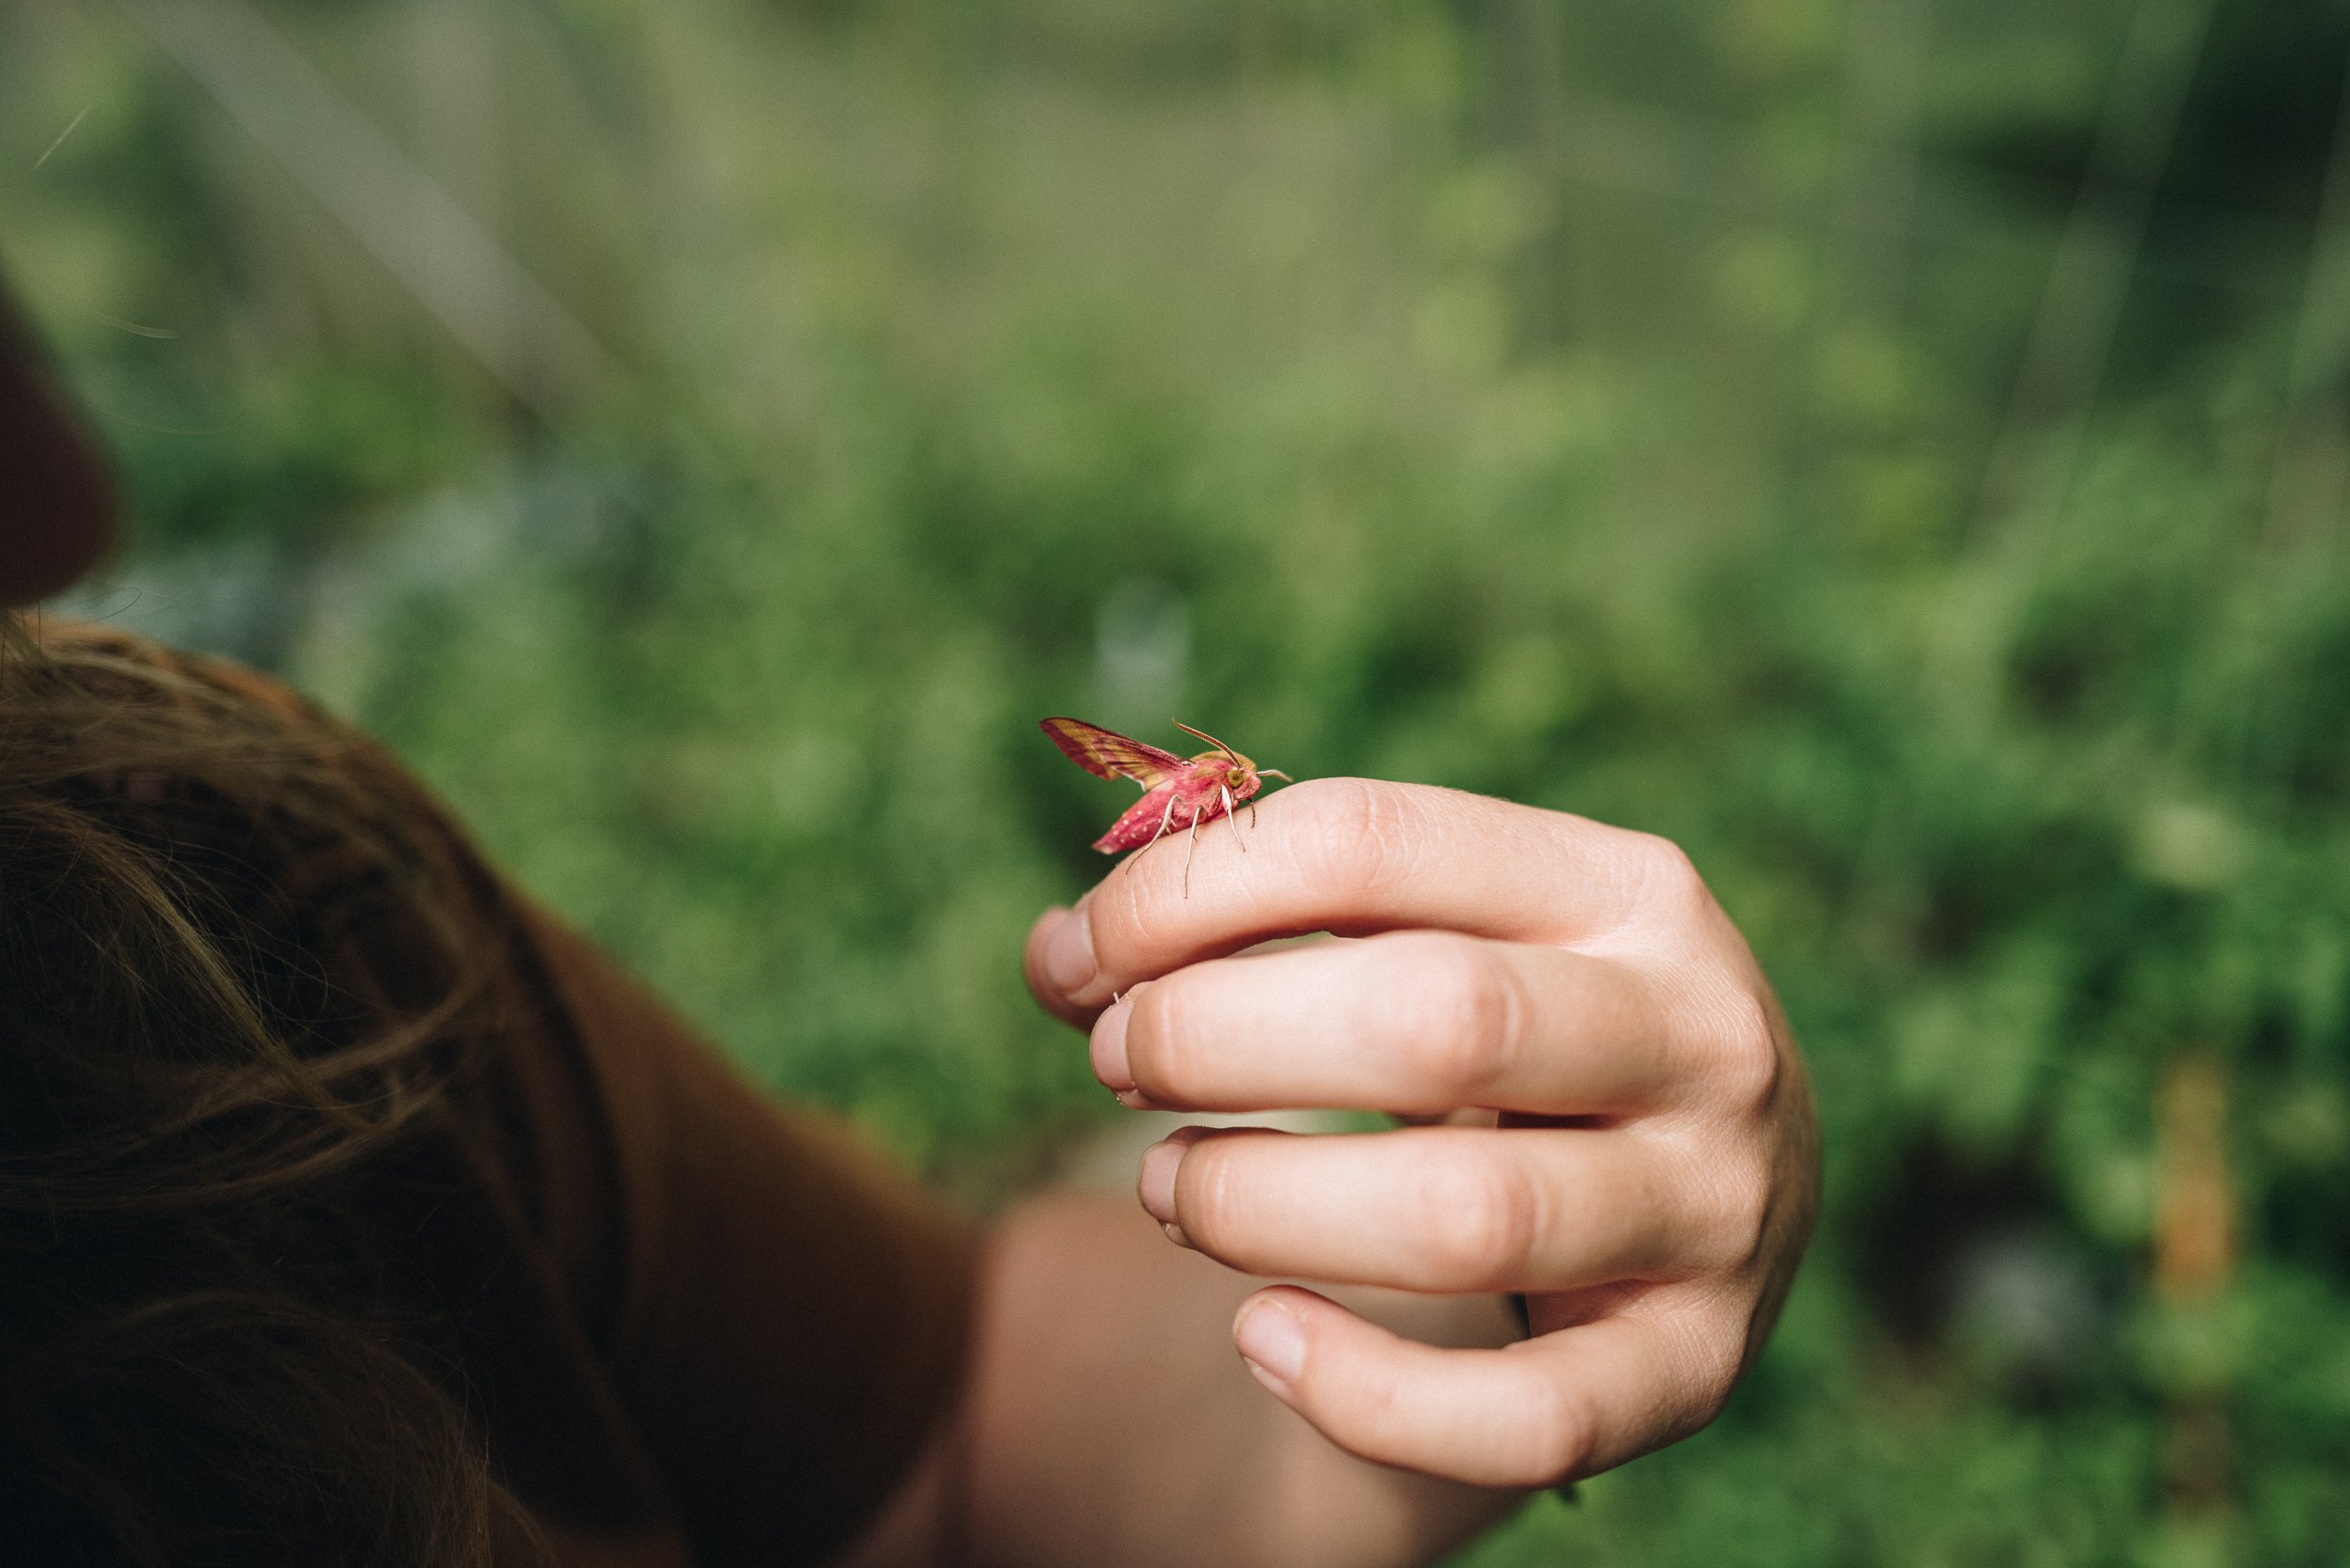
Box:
[9,0,2350,1560]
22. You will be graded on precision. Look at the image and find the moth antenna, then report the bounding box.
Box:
[1171,719,1243,764]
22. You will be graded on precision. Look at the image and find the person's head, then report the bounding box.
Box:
[1,283,118,604]
[0,618,547,1566]
[0,285,535,1561]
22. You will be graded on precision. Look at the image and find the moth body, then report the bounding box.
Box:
[1039,718,1292,889]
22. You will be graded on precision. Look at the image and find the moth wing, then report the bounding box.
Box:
[1041,716,1184,790]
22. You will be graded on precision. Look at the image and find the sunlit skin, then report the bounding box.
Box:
[1041,717,1294,892]
[841,778,1820,1567]
[1031,782,1820,1488]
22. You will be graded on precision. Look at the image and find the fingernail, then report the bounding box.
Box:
[1090,997,1135,1090]
[1161,1220,1195,1249]
[1044,904,1097,995]
[1235,1298,1307,1388]
[1136,1137,1183,1225]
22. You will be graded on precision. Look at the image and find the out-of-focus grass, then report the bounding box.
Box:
[10,0,2350,1560]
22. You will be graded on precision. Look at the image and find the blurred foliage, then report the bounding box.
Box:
[10,0,2350,1559]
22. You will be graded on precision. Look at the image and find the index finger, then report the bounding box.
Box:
[1027,777,1686,1016]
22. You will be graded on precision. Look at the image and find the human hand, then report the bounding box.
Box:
[1022,779,1817,1490]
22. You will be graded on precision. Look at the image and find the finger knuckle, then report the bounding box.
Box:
[1126,980,1208,1102]
[1524,1384,1603,1483]
[1624,832,1710,919]
[1698,986,1782,1113]
[1324,1340,1411,1438]
[1424,1154,1540,1290]
[1723,1165,1776,1258]
[1699,1335,1746,1412]
[1687,1155,1776,1271]
[1284,777,1416,901]
[1173,1137,1249,1245]
[1666,1306,1748,1419]
[1386,935,1519,1100]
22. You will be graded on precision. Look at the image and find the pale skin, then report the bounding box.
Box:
[837,777,1819,1568]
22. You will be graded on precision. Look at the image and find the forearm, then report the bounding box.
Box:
[838,1192,1525,1568]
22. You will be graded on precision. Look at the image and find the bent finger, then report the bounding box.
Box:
[1147,1124,1710,1294]
[1035,777,1706,1014]
[1099,932,1678,1116]
[1230,1286,1730,1487]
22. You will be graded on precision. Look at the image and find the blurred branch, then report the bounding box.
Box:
[1831,0,1930,321]
[2154,1054,2233,1304]
[2262,40,2350,554]
[1498,0,1573,349]
[1543,84,2294,306]
[1967,0,2217,549]
[32,104,93,172]
[2154,1053,2234,1525]
[115,0,626,424]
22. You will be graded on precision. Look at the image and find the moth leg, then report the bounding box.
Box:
[1183,804,1204,898]
[1220,785,1246,852]
[1144,789,1180,849]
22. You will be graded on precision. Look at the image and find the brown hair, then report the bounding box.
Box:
[0,615,541,1565]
